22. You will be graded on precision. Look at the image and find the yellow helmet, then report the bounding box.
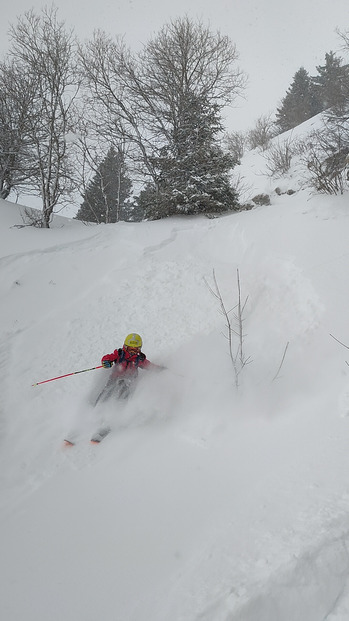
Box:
[124,333,143,348]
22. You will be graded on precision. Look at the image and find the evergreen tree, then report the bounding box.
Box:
[276,67,322,132]
[137,95,239,219]
[312,51,349,113]
[75,147,132,223]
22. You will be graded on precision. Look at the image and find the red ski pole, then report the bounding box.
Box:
[32,365,103,386]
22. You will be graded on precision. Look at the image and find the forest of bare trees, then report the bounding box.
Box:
[0,8,245,226]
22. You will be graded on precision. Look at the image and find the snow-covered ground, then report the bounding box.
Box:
[1,127,349,620]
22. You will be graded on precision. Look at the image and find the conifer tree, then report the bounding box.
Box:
[75,147,132,223]
[276,67,321,132]
[312,51,349,113]
[137,94,239,219]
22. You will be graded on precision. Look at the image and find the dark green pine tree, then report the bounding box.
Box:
[138,94,238,219]
[75,146,132,223]
[276,67,322,132]
[312,51,349,113]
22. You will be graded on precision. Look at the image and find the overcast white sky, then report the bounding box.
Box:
[0,0,348,130]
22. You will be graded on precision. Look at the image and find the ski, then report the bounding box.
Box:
[90,427,111,444]
[63,439,75,447]
[62,426,111,447]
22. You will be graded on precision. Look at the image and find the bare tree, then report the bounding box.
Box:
[79,18,246,204]
[264,136,295,177]
[8,6,79,227]
[73,129,131,223]
[78,32,155,184]
[73,133,106,224]
[72,76,139,217]
[136,17,245,158]
[247,113,277,151]
[303,121,349,194]
[0,60,37,199]
[224,130,246,164]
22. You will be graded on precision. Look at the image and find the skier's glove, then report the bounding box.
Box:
[102,360,112,368]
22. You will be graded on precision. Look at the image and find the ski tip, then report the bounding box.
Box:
[63,439,75,447]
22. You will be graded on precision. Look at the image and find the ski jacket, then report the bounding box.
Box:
[101,346,160,377]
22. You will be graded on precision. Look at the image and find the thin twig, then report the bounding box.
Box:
[212,270,239,386]
[272,342,289,381]
[235,268,249,367]
[329,333,349,350]
[204,268,250,389]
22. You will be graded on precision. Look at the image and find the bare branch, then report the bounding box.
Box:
[272,342,290,381]
[330,333,349,350]
[205,267,250,390]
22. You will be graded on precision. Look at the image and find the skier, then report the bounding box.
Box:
[99,332,164,401]
[64,333,164,446]
[102,332,161,374]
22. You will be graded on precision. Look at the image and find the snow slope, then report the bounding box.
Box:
[1,137,349,620]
